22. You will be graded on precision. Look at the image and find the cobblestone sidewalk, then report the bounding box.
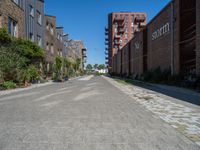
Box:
[104,76,200,147]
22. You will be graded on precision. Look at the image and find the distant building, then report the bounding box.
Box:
[66,40,87,70]
[0,0,25,38]
[24,0,45,48]
[56,27,64,57]
[105,12,147,73]
[44,15,58,74]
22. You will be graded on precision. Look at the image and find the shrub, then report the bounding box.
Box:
[52,56,63,81]
[0,81,17,90]
[12,39,44,62]
[0,28,12,45]
[0,46,27,82]
[17,65,40,83]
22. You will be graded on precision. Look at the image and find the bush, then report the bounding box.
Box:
[0,28,12,45]
[0,81,17,90]
[17,65,40,83]
[0,46,27,82]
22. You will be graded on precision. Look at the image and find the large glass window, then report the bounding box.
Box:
[50,24,54,35]
[51,44,54,54]
[8,17,17,37]
[37,11,42,25]
[29,33,34,42]
[30,5,34,17]
[37,35,42,47]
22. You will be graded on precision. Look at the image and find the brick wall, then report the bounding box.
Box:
[0,0,24,38]
[130,31,144,77]
[147,3,172,72]
[44,15,57,65]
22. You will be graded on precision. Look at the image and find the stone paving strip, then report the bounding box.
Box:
[103,76,200,147]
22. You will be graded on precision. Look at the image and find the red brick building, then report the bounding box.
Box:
[105,12,147,73]
[112,0,200,77]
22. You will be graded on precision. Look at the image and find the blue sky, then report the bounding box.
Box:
[45,0,170,65]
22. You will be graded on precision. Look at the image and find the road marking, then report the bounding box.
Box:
[40,100,63,108]
[56,86,76,92]
[34,90,71,102]
[0,92,39,101]
[78,75,94,81]
[74,90,100,101]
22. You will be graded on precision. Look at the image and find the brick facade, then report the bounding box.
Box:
[147,3,173,72]
[0,0,24,38]
[111,0,200,78]
[44,15,58,74]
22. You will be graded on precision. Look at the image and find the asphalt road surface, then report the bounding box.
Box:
[0,76,199,150]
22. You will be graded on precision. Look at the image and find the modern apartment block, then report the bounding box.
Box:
[0,0,25,38]
[112,0,200,77]
[66,40,87,70]
[44,15,58,74]
[56,27,64,57]
[24,0,45,48]
[105,12,147,73]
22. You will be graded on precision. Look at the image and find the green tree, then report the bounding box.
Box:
[93,64,98,70]
[98,64,105,70]
[86,64,93,73]
[53,56,63,81]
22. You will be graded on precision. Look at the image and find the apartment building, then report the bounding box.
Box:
[105,12,147,73]
[66,40,86,70]
[56,27,64,57]
[24,0,44,48]
[0,0,25,38]
[112,0,200,77]
[44,15,58,74]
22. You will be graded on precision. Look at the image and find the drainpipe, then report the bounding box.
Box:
[171,1,175,75]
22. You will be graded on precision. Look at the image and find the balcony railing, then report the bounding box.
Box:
[114,17,125,22]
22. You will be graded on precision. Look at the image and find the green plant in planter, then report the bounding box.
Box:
[17,65,40,84]
[53,56,63,81]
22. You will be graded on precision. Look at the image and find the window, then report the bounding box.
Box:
[29,33,34,42]
[125,34,128,39]
[37,11,42,25]
[8,17,17,37]
[46,22,49,30]
[50,24,54,35]
[37,35,42,47]
[50,44,54,54]
[46,43,49,51]
[30,5,34,17]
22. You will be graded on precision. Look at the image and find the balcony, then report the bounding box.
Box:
[118,22,125,28]
[105,38,109,41]
[134,16,146,24]
[105,51,108,55]
[114,34,121,39]
[105,56,108,60]
[118,28,125,33]
[114,41,120,45]
[105,27,109,35]
[105,42,109,45]
[82,48,87,51]
[114,17,125,23]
